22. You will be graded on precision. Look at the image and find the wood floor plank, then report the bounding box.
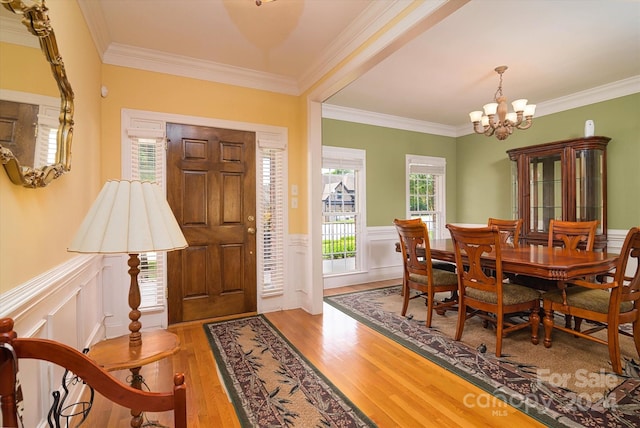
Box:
[78,280,543,427]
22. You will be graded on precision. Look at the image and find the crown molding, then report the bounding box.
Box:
[77,0,414,96]
[78,0,444,97]
[534,75,640,118]
[322,104,458,137]
[103,43,300,95]
[77,0,110,60]
[323,76,640,138]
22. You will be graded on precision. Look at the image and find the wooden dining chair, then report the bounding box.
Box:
[487,218,523,248]
[446,224,541,357]
[394,218,459,327]
[542,227,640,374]
[0,318,187,428]
[547,219,598,251]
[515,219,598,291]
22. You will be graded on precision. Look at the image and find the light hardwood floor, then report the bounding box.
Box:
[80,280,544,427]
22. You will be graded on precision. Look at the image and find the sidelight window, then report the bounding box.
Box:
[258,138,287,295]
[127,134,167,309]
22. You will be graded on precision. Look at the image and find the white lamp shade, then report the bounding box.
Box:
[68,180,188,254]
[469,111,483,122]
[524,104,536,117]
[511,99,528,112]
[483,103,498,115]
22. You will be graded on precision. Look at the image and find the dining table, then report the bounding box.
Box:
[396,239,619,281]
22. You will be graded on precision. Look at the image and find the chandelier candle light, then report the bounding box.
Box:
[469,66,536,141]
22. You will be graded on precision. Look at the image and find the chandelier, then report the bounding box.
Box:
[469,66,536,141]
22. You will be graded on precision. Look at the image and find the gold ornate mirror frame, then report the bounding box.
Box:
[1,0,74,187]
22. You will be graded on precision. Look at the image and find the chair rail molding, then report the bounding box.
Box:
[0,254,104,427]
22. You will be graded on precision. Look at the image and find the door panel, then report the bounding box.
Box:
[166,123,256,324]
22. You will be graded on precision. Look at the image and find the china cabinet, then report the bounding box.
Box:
[507,136,610,250]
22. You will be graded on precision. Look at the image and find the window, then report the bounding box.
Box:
[322,146,366,275]
[406,155,446,239]
[257,138,287,296]
[122,122,167,310]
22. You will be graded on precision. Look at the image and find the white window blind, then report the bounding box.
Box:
[258,138,286,296]
[34,106,59,168]
[34,123,57,168]
[128,131,167,309]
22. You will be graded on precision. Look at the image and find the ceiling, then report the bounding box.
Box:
[78,0,640,135]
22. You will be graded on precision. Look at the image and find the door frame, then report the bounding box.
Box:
[120,108,288,329]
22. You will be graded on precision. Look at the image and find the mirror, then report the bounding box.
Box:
[0,0,74,188]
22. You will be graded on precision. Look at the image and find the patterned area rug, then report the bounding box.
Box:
[324,285,640,428]
[203,315,376,428]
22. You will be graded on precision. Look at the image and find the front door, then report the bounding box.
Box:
[166,123,257,324]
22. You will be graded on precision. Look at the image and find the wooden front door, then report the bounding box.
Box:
[166,123,257,324]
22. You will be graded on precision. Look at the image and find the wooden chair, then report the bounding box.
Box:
[0,318,187,428]
[515,219,598,291]
[547,219,598,251]
[446,224,541,357]
[394,218,459,327]
[542,227,640,374]
[487,218,522,248]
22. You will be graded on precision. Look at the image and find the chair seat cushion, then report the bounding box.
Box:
[543,287,633,314]
[466,283,540,306]
[409,269,458,286]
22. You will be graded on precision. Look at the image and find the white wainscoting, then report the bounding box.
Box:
[0,254,104,428]
[1,228,632,425]
[323,226,403,289]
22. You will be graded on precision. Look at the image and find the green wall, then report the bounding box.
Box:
[456,93,640,228]
[321,121,456,226]
[322,93,639,230]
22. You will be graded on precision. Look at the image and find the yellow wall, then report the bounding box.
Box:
[0,43,59,96]
[0,0,103,292]
[99,65,308,233]
[1,0,312,294]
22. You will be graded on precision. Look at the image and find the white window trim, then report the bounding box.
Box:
[121,109,288,318]
[405,154,447,239]
[322,145,367,275]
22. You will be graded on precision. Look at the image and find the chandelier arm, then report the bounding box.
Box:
[516,118,534,130]
[484,125,495,137]
[512,112,524,127]
[472,123,485,134]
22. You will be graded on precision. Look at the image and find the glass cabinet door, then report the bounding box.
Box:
[575,148,605,234]
[529,154,562,234]
[507,136,609,249]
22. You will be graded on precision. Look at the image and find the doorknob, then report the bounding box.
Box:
[247,227,256,234]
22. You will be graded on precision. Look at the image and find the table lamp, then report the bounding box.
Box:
[68,180,187,348]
